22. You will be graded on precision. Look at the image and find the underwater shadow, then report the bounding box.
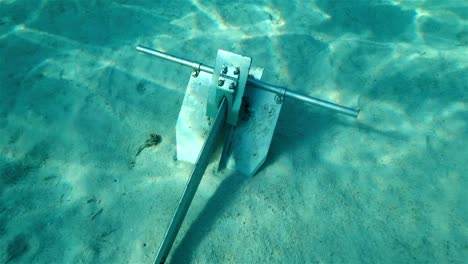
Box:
[168,172,246,263]
[263,99,342,171]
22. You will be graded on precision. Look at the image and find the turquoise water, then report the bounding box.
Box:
[0,0,467,263]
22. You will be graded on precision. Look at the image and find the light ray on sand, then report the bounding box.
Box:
[11,24,182,93]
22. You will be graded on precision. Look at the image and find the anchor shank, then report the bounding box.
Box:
[136,45,359,118]
[154,98,228,264]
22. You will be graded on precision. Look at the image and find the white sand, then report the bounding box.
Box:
[1,1,467,263]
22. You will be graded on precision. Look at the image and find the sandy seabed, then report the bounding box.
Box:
[0,1,467,263]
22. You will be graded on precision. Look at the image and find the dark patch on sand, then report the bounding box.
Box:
[6,234,29,263]
[1,141,49,185]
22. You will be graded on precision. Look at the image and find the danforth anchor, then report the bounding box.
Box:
[136,45,360,264]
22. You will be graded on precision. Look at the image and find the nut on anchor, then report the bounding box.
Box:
[274,88,286,104]
[192,63,202,77]
[218,78,225,87]
[229,81,237,90]
[221,65,228,74]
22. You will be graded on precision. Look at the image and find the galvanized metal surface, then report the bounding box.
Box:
[176,66,279,176]
[208,50,251,125]
[224,83,283,176]
[175,70,212,163]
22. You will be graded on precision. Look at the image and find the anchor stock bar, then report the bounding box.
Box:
[136,45,360,118]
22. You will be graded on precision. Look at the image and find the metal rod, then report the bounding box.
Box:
[247,78,359,118]
[154,98,228,264]
[136,45,213,74]
[136,45,360,118]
